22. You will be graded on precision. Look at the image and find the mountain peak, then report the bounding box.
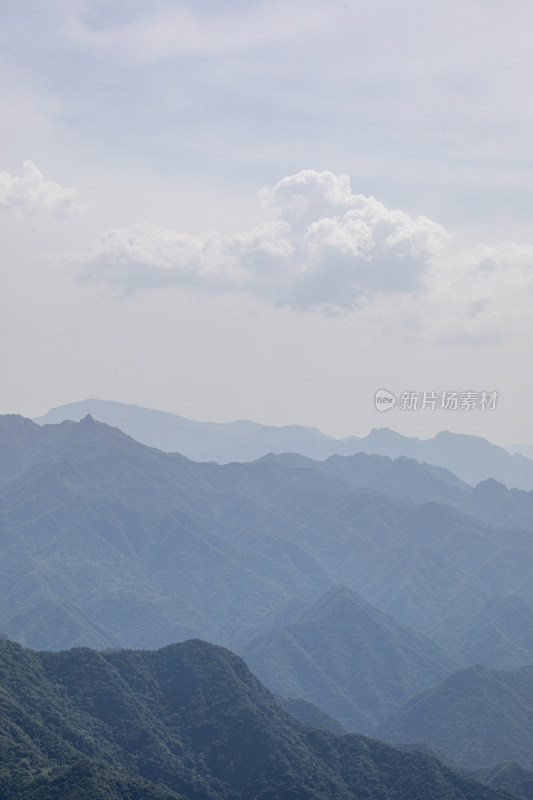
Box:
[472,477,508,497]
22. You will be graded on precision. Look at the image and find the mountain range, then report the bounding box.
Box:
[376,664,533,770]
[3,412,533,664]
[34,398,362,463]
[35,398,533,489]
[0,636,518,800]
[3,410,533,793]
[241,585,457,732]
[432,595,533,670]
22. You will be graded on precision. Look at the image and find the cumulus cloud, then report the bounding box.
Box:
[76,223,247,294]
[72,168,533,345]
[76,169,449,310]
[0,161,78,215]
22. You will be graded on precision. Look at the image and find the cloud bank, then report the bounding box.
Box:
[76,169,449,312]
[70,168,533,345]
[0,161,78,216]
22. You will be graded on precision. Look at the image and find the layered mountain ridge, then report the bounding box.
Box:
[2,412,533,666]
[242,585,457,732]
[35,398,533,489]
[3,411,533,796]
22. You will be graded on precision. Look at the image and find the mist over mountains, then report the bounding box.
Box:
[5,0,533,795]
[241,586,457,732]
[3,411,533,663]
[376,663,533,770]
[35,398,533,489]
[3,407,533,797]
[34,398,361,464]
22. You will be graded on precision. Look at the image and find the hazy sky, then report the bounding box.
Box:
[1,0,532,445]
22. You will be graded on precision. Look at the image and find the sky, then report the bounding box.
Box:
[1,0,532,446]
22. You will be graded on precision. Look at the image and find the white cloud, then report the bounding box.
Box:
[72,169,533,346]
[353,240,533,346]
[423,242,533,344]
[75,222,246,294]
[75,169,449,310]
[2,0,531,243]
[0,161,78,216]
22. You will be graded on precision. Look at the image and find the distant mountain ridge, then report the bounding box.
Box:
[432,595,533,670]
[241,586,457,733]
[376,664,533,770]
[34,398,362,463]
[3,412,533,668]
[470,762,533,800]
[35,398,533,489]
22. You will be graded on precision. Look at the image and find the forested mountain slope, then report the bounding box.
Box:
[0,637,518,800]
